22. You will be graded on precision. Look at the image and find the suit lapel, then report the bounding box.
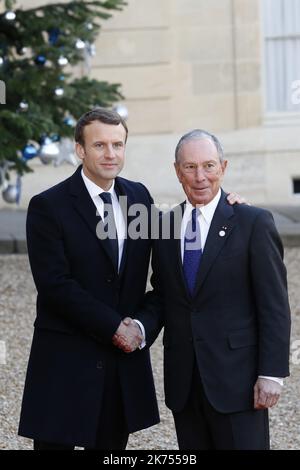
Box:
[69,166,118,272]
[193,191,236,295]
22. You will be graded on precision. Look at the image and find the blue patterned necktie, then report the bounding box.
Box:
[183,207,202,295]
[99,192,119,270]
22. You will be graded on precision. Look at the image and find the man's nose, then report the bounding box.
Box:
[194,167,206,180]
[104,145,115,159]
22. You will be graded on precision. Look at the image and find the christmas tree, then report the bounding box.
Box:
[0,0,126,185]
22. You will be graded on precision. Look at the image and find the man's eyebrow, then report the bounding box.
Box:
[182,159,217,164]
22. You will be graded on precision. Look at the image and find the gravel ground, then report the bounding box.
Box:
[0,250,300,450]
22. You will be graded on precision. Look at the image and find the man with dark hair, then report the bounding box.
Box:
[132,129,291,450]
[74,107,129,146]
[18,107,158,450]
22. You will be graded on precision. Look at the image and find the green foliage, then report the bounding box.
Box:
[0,0,127,175]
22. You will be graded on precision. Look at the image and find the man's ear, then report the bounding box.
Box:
[221,159,228,175]
[75,142,85,161]
[174,162,182,183]
[221,160,228,179]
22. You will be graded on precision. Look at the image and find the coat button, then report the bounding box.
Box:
[96,361,103,369]
[106,276,114,283]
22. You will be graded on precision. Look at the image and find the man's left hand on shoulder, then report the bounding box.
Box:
[227,192,247,205]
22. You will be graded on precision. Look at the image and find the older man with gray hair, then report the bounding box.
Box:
[134,128,291,450]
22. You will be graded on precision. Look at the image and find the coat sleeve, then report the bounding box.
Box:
[250,210,291,377]
[136,238,165,348]
[26,194,122,343]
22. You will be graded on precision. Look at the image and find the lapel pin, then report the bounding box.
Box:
[219,230,226,237]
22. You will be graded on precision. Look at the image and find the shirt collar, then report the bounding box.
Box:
[185,188,221,224]
[81,168,115,199]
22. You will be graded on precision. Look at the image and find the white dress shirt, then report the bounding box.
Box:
[81,169,146,346]
[180,189,221,261]
[81,169,126,271]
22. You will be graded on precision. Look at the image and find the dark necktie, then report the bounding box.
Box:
[99,192,119,270]
[183,207,202,295]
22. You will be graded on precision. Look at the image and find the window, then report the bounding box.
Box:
[263,0,300,112]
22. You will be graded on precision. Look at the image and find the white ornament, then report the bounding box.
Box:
[75,39,85,50]
[5,11,16,21]
[54,87,64,97]
[19,101,29,111]
[58,55,68,66]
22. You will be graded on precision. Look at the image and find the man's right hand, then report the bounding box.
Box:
[112,317,142,353]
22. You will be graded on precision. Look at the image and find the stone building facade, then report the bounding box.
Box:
[2,0,300,207]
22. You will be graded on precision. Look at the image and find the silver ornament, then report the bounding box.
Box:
[40,154,54,165]
[54,138,78,167]
[2,184,18,203]
[0,161,14,190]
[86,42,96,57]
[40,138,60,164]
[113,104,129,120]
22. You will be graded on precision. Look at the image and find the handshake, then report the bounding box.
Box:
[112,317,143,353]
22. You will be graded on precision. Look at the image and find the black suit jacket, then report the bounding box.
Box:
[19,165,159,447]
[139,190,291,414]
